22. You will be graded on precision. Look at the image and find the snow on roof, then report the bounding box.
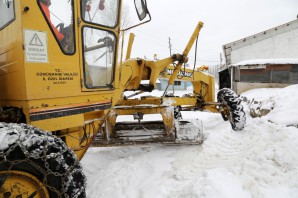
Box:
[231,58,298,66]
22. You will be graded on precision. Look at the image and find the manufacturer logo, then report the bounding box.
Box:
[167,69,193,78]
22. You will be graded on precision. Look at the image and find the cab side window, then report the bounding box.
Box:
[38,0,75,54]
[81,0,119,28]
[82,27,116,88]
[0,0,15,30]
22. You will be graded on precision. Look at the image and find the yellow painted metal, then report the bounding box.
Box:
[63,127,90,160]
[0,0,215,159]
[117,60,216,111]
[31,114,84,132]
[118,97,197,107]
[111,105,175,135]
[126,33,135,60]
[105,110,117,139]
[160,106,175,135]
[160,64,216,103]
[0,0,122,161]
[116,57,175,94]
[168,21,204,85]
[115,106,170,115]
[146,57,174,88]
[0,1,119,113]
[62,111,107,159]
[0,170,49,198]
[114,21,216,135]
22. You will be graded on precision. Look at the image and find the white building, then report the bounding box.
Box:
[220,18,298,94]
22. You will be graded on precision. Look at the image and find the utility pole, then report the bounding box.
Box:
[168,37,172,56]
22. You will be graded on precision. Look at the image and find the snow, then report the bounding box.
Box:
[141,79,161,84]
[242,84,298,126]
[81,85,298,198]
[0,124,19,150]
[231,58,298,66]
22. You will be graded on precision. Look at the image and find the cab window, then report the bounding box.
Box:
[81,0,119,28]
[38,0,75,54]
[83,27,116,88]
[0,0,15,30]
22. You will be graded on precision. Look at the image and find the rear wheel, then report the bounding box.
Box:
[0,123,86,198]
[217,88,246,130]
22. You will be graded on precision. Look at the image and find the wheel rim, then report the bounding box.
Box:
[0,170,50,198]
[220,105,230,121]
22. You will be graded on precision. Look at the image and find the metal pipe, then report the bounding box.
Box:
[125,33,135,60]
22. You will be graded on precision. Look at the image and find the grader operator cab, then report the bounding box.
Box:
[0,0,246,197]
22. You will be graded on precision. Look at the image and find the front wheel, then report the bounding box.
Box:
[217,88,246,130]
[0,123,86,198]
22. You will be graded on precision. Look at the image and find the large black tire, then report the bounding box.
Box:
[0,123,86,198]
[217,88,246,130]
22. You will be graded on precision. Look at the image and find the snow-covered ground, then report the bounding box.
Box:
[81,85,298,198]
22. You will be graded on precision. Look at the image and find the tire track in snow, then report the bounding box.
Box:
[168,116,298,197]
[199,134,251,169]
[167,116,253,197]
[83,110,298,197]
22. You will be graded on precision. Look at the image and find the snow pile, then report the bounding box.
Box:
[82,85,298,198]
[242,84,298,126]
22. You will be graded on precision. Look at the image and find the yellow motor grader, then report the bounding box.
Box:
[0,0,245,197]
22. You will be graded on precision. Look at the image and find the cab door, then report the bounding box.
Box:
[77,0,121,91]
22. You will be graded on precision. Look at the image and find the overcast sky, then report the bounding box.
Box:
[125,0,298,66]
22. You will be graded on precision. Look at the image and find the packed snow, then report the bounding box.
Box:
[81,85,298,198]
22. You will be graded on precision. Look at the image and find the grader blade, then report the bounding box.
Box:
[93,107,205,146]
[114,120,175,143]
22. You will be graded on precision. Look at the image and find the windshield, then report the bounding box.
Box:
[0,0,15,29]
[82,0,120,28]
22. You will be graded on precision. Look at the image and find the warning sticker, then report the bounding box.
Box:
[24,29,48,63]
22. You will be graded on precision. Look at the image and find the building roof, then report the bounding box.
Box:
[231,58,298,66]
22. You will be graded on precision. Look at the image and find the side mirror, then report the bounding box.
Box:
[122,0,151,31]
[134,0,148,21]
